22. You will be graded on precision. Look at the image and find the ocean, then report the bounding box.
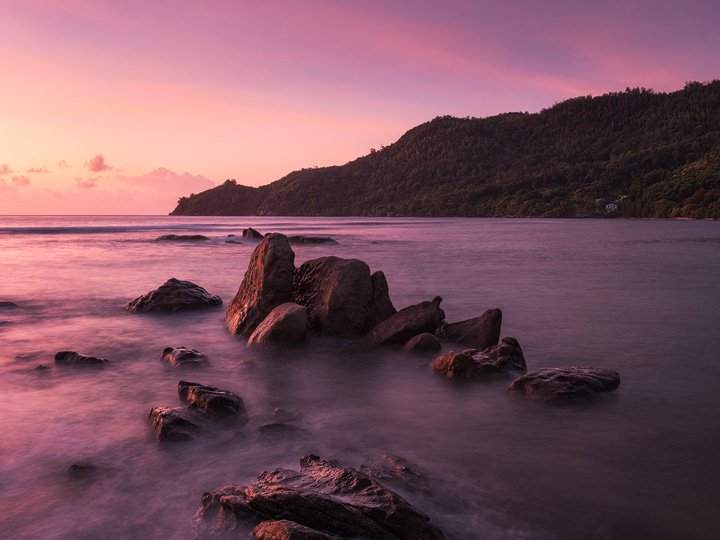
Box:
[1,215,719,539]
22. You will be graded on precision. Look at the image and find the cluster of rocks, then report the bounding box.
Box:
[242,227,338,245]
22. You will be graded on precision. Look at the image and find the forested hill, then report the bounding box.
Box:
[171,81,720,218]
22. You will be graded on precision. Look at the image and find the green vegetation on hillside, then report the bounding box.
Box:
[172,81,720,218]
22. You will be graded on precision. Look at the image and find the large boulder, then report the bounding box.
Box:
[363,297,445,346]
[226,234,295,337]
[435,308,502,349]
[178,381,248,423]
[433,337,526,379]
[292,257,395,335]
[507,366,620,401]
[125,278,222,313]
[194,454,445,539]
[161,346,210,368]
[403,333,442,353]
[248,520,337,540]
[248,303,308,345]
[147,406,202,443]
[55,351,110,367]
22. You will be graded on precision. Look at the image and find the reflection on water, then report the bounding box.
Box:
[1,216,719,539]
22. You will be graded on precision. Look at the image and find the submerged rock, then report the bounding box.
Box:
[403,332,442,353]
[248,303,308,345]
[155,234,210,242]
[435,308,502,350]
[293,257,395,335]
[161,347,210,368]
[125,278,222,313]
[287,235,338,245]
[178,381,248,422]
[433,337,526,379]
[225,235,243,244]
[194,454,445,539]
[507,366,621,401]
[242,227,264,240]
[226,234,295,337]
[0,301,18,309]
[362,296,445,346]
[54,351,110,367]
[147,406,202,443]
[67,462,98,479]
[249,520,338,540]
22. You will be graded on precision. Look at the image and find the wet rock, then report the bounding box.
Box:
[243,227,264,239]
[125,278,222,313]
[248,520,338,540]
[362,296,445,346]
[155,234,210,241]
[225,235,244,244]
[507,366,621,401]
[360,454,425,487]
[435,308,502,350]
[34,364,51,371]
[293,257,395,335]
[403,332,442,353]
[0,301,18,309]
[226,234,295,337]
[54,351,110,367]
[178,381,248,423]
[433,337,526,379]
[147,406,202,443]
[162,346,210,368]
[248,303,308,345]
[287,235,338,245]
[194,454,445,540]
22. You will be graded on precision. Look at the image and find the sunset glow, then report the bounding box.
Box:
[2,0,718,214]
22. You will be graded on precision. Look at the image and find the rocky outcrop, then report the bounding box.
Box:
[161,347,210,368]
[507,366,621,401]
[287,235,338,245]
[403,333,442,353]
[147,406,202,443]
[435,308,502,349]
[55,351,110,367]
[126,278,222,313]
[226,234,295,336]
[248,303,308,345]
[248,520,338,540]
[178,381,248,423]
[194,454,445,539]
[292,257,395,335]
[242,227,264,239]
[362,297,445,346]
[433,337,526,379]
[154,234,209,242]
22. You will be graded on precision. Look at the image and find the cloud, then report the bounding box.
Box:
[58,160,70,168]
[11,176,31,186]
[0,164,12,175]
[75,177,98,188]
[27,167,50,173]
[86,154,113,172]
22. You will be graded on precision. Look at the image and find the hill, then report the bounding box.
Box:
[171,81,720,218]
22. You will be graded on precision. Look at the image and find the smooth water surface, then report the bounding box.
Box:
[1,216,719,539]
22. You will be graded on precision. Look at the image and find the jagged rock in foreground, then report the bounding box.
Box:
[248,303,308,345]
[508,366,620,401]
[226,234,295,337]
[435,308,502,350]
[293,257,396,335]
[162,346,210,368]
[194,454,445,540]
[54,351,110,367]
[242,228,264,239]
[178,381,248,423]
[126,278,222,313]
[154,234,210,242]
[433,337,526,379]
[362,296,445,346]
[248,520,338,540]
[403,332,442,353]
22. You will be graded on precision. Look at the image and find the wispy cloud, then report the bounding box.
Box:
[86,154,113,172]
[58,160,70,168]
[75,177,98,188]
[0,164,12,175]
[27,167,50,173]
[11,176,31,186]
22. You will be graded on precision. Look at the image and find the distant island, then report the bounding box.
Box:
[171,81,720,219]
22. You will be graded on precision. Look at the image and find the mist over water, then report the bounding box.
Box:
[1,216,719,539]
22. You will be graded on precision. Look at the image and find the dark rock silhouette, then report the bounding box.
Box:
[226,234,295,336]
[248,302,308,345]
[194,454,445,539]
[403,332,442,353]
[242,227,264,239]
[154,234,209,242]
[126,278,222,313]
[508,366,620,400]
[0,301,18,309]
[287,235,338,245]
[435,308,502,350]
[161,347,210,368]
[54,351,110,367]
[433,337,526,379]
[363,296,445,346]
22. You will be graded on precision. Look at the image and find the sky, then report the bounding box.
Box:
[1,0,718,214]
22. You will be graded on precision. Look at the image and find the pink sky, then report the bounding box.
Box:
[1,0,718,214]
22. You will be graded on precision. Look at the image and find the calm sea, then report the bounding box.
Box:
[1,216,718,539]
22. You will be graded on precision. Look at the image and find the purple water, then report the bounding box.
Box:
[1,216,718,539]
